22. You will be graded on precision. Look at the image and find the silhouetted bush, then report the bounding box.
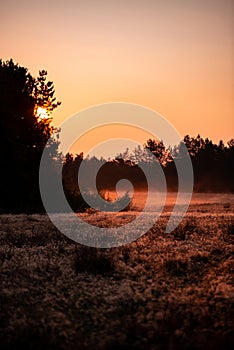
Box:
[65,189,132,213]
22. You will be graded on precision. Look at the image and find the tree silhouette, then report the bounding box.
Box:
[144,138,169,165]
[0,59,61,212]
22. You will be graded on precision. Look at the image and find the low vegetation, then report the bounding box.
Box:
[0,204,233,349]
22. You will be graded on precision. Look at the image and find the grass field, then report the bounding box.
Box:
[0,194,234,349]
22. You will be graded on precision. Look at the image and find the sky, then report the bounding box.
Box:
[1,0,234,158]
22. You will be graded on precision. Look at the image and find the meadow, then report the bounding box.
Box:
[0,194,233,349]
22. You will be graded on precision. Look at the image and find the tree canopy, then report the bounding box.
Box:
[0,59,61,212]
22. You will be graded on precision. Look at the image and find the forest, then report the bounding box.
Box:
[0,58,233,214]
[63,135,234,212]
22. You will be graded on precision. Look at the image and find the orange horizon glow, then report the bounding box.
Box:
[68,124,157,159]
[1,0,233,158]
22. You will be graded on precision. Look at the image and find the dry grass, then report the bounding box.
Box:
[0,202,234,349]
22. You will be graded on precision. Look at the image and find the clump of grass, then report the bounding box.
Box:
[85,207,98,214]
[0,245,15,263]
[173,228,186,241]
[3,231,26,248]
[164,258,188,277]
[165,254,210,278]
[223,202,230,209]
[74,246,115,275]
[190,254,209,264]
[173,217,201,240]
[222,221,234,243]
[211,248,223,256]
[227,222,234,235]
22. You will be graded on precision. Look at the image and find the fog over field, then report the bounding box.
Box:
[105,191,234,212]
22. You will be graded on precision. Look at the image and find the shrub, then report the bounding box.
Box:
[65,190,132,213]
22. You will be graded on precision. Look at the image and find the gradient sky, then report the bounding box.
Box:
[1,0,234,158]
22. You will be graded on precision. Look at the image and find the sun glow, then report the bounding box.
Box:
[35,107,49,120]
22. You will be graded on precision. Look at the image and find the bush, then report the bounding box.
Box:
[65,190,132,213]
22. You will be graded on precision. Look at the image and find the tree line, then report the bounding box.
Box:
[0,59,233,213]
[63,135,234,207]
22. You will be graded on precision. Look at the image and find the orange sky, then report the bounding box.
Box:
[1,0,234,158]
